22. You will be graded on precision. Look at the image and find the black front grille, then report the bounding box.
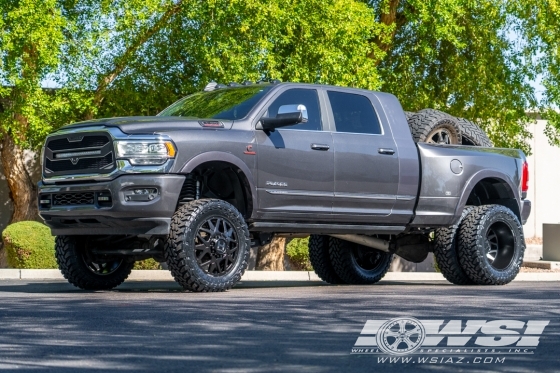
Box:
[44,132,115,177]
[53,192,95,206]
[46,153,113,172]
[40,190,113,209]
[48,136,110,151]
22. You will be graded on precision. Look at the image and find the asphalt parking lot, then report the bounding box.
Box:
[0,279,558,372]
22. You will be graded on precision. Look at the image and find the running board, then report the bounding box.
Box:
[248,222,406,235]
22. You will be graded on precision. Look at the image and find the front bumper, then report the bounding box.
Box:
[38,174,185,236]
[521,199,531,225]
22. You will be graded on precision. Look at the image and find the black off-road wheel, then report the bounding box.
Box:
[308,235,344,284]
[165,199,250,292]
[457,117,493,147]
[329,238,393,285]
[433,206,475,285]
[55,236,134,290]
[457,205,525,285]
[409,109,461,144]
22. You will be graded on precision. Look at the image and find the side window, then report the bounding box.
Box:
[327,91,382,135]
[266,89,322,131]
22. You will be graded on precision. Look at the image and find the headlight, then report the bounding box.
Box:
[114,140,176,165]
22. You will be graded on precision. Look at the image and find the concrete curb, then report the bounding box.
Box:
[523,260,560,270]
[0,269,559,282]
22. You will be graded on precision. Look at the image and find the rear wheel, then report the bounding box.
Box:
[433,207,475,285]
[308,235,344,284]
[165,199,250,292]
[55,236,134,290]
[329,238,393,285]
[457,205,525,285]
[409,109,461,144]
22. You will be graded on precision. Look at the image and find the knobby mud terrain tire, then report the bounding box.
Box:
[308,235,344,284]
[55,236,134,290]
[404,111,415,122]
[409,109,462,144]
[329,238,393,285]
[457,117,493,147]
[457,205,525,285]
[433,206,476,285]
[165,199,250,292]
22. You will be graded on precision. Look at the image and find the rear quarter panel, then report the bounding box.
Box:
[412,144,524,227]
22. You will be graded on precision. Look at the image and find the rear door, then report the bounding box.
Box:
[328,90,400,223]
[255,88,334,221]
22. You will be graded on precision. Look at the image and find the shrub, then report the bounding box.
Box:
[2,221,57,269]
[133,258,162,270]
[285,237,312,271]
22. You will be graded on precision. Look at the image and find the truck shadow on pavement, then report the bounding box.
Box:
[0,281,559,372]
[0,280,454,293]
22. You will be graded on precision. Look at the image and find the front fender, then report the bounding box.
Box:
[179,151,258,218]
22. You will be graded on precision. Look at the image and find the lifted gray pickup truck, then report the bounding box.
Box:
[38,82,531,291]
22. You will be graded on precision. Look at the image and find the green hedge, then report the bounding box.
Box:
[2,221,57,269]
[133,258,162,270]
[286,237,312,271]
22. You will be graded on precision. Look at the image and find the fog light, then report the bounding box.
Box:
[134,189,152,195]
[98,196,110,201]
[40,199,51,204]
[124,188,158,202]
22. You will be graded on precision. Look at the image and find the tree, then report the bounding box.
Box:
[2,0,557,231]
[510,1,560,146]
[0,0,67,222]
[366,0,536,154]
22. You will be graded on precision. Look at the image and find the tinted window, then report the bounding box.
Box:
[158,85,273,120]
[267,89,322,131]
[327,91,382,134]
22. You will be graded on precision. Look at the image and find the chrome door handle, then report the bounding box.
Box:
[378,148,395,155]
[311,144,330,151]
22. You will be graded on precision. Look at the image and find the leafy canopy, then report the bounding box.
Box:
[2,0,560,156]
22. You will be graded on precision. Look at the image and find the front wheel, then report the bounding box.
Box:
[457,205,525,285]
[55,236,134,290]
[165,199,250,292]
[329,238,393,285]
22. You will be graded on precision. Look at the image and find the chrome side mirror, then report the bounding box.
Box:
[278,104,308,123]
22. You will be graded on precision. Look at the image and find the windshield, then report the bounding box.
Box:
[158,85,273,120]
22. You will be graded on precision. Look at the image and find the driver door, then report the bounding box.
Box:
[255,88,334,221]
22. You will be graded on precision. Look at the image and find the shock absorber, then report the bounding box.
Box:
[177,174,198,207]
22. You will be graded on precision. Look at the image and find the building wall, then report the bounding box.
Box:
[523,120,560,239]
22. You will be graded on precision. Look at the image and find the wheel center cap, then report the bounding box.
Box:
[214,238,227,255]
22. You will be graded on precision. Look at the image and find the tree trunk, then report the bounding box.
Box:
[368,0,403,62]
[0,135,38,223]
[256,237,286,270]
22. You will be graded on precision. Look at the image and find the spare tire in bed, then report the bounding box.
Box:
[408,109,462,144]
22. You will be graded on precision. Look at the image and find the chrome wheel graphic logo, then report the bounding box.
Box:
[376,317,426,355]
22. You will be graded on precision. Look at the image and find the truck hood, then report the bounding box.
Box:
[59,116,233,134]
